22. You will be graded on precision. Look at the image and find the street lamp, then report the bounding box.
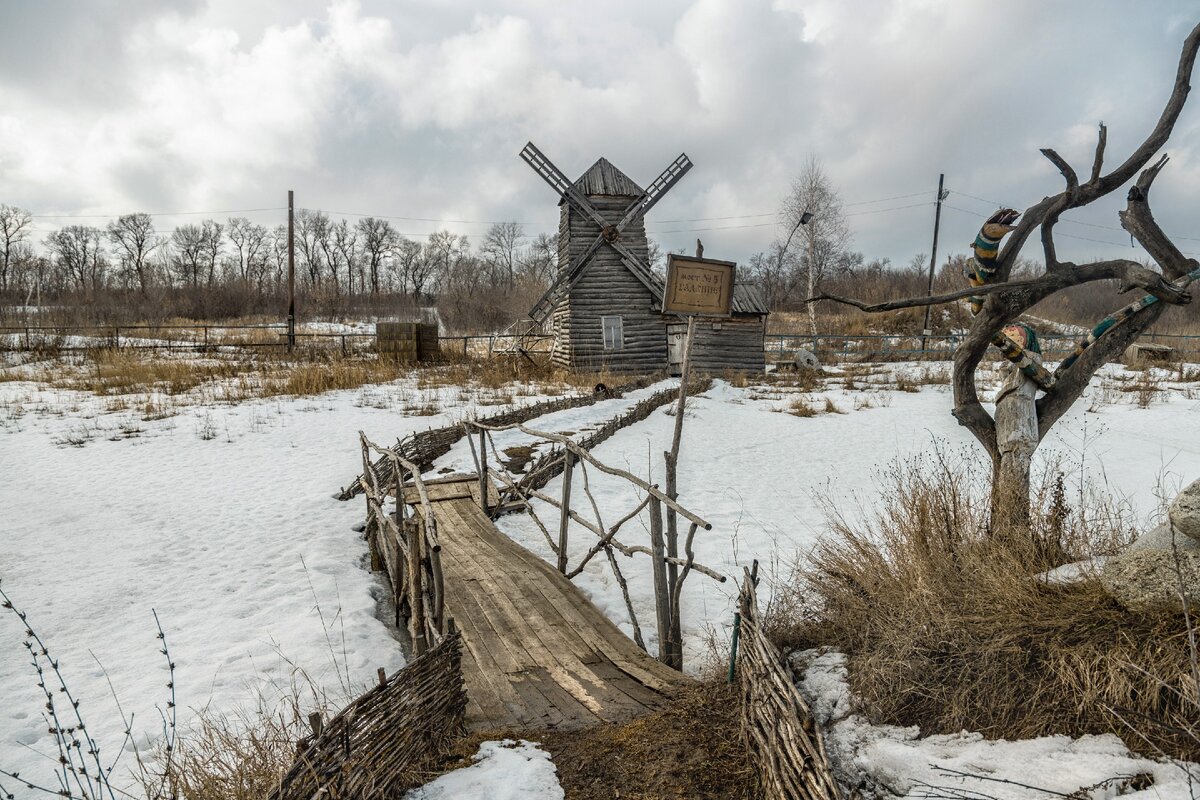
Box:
[782,211,813,253]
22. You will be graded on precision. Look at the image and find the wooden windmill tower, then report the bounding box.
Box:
[520,142,692,371]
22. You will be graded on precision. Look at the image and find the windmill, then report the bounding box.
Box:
[519,142,692,370]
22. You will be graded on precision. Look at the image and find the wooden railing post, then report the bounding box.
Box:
[557,451,574,573]
[647,496,671,664]
[410,517,427,656]
[478,428,489,515]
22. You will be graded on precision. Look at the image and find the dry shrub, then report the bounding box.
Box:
[539,681,754,800]
[769,447,1200,760]
[146,694,317,800]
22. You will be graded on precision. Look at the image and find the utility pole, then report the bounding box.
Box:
[920,174,947,352]
[287,189,295,352]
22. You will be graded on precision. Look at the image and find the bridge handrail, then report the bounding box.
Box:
[463,409,724,669]
[358,431,446,654]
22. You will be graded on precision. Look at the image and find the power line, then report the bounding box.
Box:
[29,207,286,219]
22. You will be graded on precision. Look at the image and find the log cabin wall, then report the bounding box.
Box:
[678,316,767,374]
[555,196,667,373]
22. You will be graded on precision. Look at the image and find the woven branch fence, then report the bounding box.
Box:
[358,433,447,653]
[512,377,713,497]
[266,629,466,800]
[737,568,841,800]
[337,375,658,500]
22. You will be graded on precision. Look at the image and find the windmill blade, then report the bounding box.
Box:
[528,235,606,323]
[519,142,610,231]
[615,153,693,232]
[608,239,665,300]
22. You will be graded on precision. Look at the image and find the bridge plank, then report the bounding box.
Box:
[410,476,691,731]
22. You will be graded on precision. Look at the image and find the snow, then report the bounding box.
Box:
[494,363,1200,665]
[3,357,1199,796]
[796,649,1198,799]
[404,740,563,800]
[0,371,573,792]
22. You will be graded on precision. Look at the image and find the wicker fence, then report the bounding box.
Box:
[266,629,465,800]
[358,433,447,653]
[337,375,657,500]
[736,567,842,800]
[512,377,712,498]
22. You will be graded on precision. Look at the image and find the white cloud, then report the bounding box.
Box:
[0,0,1197,263]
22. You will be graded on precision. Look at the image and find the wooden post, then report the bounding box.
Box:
[478,429,489,515]
[920,173,946,352]
[409,517,427,655]
[557,451,574,574]
[994,361,1038,533]
[287,189,296,353]
[648,496,671,664]
[394,456,407,525]
[663,299,697,669]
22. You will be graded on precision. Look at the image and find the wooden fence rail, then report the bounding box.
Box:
[337,375,658,500]
[358,432,446,653]
[266,629,466,800]
[736,566,841,800]
[463,380,723,670]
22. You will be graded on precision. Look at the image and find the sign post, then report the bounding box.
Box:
[660,247,735,669]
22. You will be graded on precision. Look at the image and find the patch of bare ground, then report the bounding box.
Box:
[543,682,753,799]
[431,682,754,799]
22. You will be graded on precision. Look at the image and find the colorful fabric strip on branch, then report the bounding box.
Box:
[1054,264,1200,374]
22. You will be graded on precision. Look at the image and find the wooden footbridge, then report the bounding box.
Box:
[357,422,724,732]
[407,476,689,730]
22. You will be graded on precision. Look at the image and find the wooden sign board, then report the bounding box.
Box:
[663,254,736,316]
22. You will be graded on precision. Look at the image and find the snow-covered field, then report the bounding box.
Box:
[2,359,1199,796]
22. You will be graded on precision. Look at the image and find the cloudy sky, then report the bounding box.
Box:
[2,1,1198,267]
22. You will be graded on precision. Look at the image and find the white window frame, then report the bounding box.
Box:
[601,315,624,351]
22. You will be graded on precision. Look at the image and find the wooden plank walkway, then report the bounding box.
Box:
[406,476,690,731]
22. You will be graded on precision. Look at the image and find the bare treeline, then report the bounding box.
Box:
[0,204,562,330]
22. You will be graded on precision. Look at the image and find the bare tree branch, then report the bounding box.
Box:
[1090,122,1108,184]
[1119,155,1197,281]
[1038,148,1080,269]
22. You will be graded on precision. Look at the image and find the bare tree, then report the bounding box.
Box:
[784,157,852,333]
[356,217,398,295]
[268,224,289,293]
[812,22,1200,530]
[227,217,269,287]
[519,232,558,285]
[332,219,359,296]
[392,237,423,297]
[45,225,106,292]
[171,224,206,288]
[480,221,523,287]
[421,230,466,301]
[106,213,159,294]
[295,209,329,290]
[0,204,33,293]
[748,242,801,310]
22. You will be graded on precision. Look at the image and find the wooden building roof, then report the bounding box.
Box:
[568,157,645,199]
[731,282,769,315]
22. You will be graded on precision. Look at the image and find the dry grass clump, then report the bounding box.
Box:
[539,681,755,799]
[146,693,319,800]
[769,448,1200,760]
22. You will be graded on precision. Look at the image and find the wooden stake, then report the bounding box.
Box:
[478,428,489,516]
[557,451,574,574]
[647,496,671,664]
[287,189,295,352]
[409,517,427,655]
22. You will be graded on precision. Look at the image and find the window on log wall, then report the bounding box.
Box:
[601,315,624,350]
